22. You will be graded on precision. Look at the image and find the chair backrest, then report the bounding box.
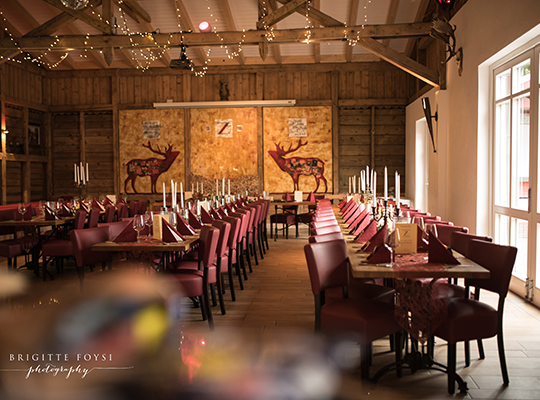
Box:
[73,209,87,230]
[308,231,344,243]
[304,239,349,295]
[230,211,248,240]
[71,226,112,268]
[129,200,139,217]
[138,199,148,214]
[87,208,100,228]
[118,204,129,219]
[222,215,240,250]
[465,239,518,298]
[435,224,469,246]
[199,225,220,269]
[310,225,341,236]
[97,220,131,239]
[212,220,231,258]
[104,205,115,223]
[450,231,492,256]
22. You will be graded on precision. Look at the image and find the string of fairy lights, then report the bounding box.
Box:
[0,0,372,73]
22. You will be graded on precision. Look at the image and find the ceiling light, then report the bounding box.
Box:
[60,0,89,10]
[198,21,211,33]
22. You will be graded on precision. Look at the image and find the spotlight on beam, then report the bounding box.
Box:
[198,21,211,33]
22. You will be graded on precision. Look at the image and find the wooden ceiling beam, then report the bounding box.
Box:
[357,37,439,87]
[345,0,359,62]
[0,23,434,51]
[266,0,282,64]
[102,0,114,65]
[42,0,111,34]
[405,0,430,58]
[121,0,151,24]
[275,0,344,26]
[257,0,309,29]
[174,0,207,66]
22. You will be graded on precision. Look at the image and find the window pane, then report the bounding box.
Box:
[510,217,528,280]
[496,68,511,100]
[513,59,531,93]
[511,95,530,210]
[494,101,510,207]
[495,213,510,245]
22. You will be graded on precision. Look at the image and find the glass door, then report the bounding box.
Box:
[493,46,540,306]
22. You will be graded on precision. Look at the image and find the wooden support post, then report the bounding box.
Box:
[331,70,339,194]
[112,71,119,197]
[370,105,375,170]
[184,108,191,188]
[23,107,30,202]
[44,111,52,200]
[257,106,263,193]
[79,111,86,198]
[0,97,6,205]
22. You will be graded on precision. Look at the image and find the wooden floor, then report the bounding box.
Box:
[2,225,540,399]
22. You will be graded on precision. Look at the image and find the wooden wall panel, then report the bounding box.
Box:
[338,106,405,196]
[30,162,46,202]
[85,112,114,196]
[4,105,24,154]
[6,161,22,204]
[3,64,43,105]
[51,113,80,198]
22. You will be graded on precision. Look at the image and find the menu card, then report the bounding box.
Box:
[153,214,166,241]
[395,223,417,254]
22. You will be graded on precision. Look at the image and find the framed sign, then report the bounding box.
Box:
[28,124,40,145]
[215,119,233,138]
[142,120,161,139]
[288,118,307,137]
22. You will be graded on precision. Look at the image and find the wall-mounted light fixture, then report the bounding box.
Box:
[153,100,296,109]
[422,97,437,153]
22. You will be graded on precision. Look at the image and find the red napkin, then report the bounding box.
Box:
[200,207,214,224]
[352,214,372,236]
[364,225,387,254]
[348,208,368,231]
[428,232,460,265]
[338,198,348,209]
[283,192,292,201]
[342,199,355,213]
[92,198,105,211]
[177,217,196,236]
[367,243,392,264]
[161,218,184,243]
[307,192,315,202]
[345,206,362,225]
[355,219,377,243]
[217,206,227,218]
[210,207,222,220]
[61,204,73,217]
[343,203,358,220]
[103,197,113,206]
[80,202,90,213]
[113,223,149,242]
[224,203,233,213]
[417,225,429,251]
[44,205,58,220]
[188,210,203,229]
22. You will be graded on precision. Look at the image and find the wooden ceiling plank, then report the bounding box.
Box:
[42,0,111,34]
[0,23,433,51]
[111,0,140,24]
[257,0,309,29]
[267,0,282,64]
[122,0,151,23]
[345,0,359,62]
[174,0,207,66]
[275,0,344,26]
[312,0,321,63]
[358,37,439,87]
[217,0,245,65]
[405,0,430,57]
[382,0,400,47]
[102,0,114,65]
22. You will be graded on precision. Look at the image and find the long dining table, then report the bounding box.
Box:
[335,203,490,392]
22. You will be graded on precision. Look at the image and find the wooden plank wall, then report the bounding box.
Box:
[338,106,405,195]
[51,113,80,198]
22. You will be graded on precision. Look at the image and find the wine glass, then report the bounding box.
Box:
[144,211,153,237]
[38,200,45,216]
[18,203,26,219]
[426,223,438,240]
[385,223,401,267]
[133,214,145,243]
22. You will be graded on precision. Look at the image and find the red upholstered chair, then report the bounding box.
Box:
[222,215,243,293]
[450,231,492,256]
[243,203,262,264]
[232,208,254,274]
[0,209,23,271]
[71,226,114,290]
[97,220,132,240]
[138,199,148,214]
[270,205,297,239]
[104,205,116,223]
[212,220,232,310]
[304,239,402,379]
[86,208,100,229]
[229,211,249,281]
[308,231,344,243]
[310,225,341,236]
[168,225,220,330]
[434,240,518,394]
[129,200,139,217]
[117,203,129,220]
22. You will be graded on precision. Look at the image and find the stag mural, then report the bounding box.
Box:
[268,139,328,193]
[124,141,180,193]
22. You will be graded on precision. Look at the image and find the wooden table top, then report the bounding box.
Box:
[271,201,316,206]
[0,216,74,227]
[92,235,199,253]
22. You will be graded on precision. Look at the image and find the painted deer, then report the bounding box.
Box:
[124,141,180,193]
[268,139,328,193]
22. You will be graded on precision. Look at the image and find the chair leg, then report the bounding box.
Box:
[209,283,217,307]
[244,238,253,273]
[238,241,248,280]
[199,295,207,320]
[477,339,485,360]
[42,257,48,282]
[497,327,510,385]
[258,227,265,258]
[360,343,371,380]
[264,219,269,250]
[465,341,470,367]
[227,266,236,301]
[7,257,12,271]
[252,232,259,266]
[202,278,214,331]
[447,343,457,395]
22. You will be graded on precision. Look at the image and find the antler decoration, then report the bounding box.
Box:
[431,17,463,76]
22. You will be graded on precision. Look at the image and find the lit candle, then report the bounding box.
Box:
[349,177,351,193]
[222,178,225,197]
[384,166,388,199]
[197,182,199,192]
[373,172,377,202]
[80,162,84,184]
[192,183,194,193]
[352,175,356,193]
[163,182,166,208]
[358,176,361,195]
[228,179,230,196]
[74,164,77,183]
[216,179,219,196]
[396,172,400,207]
[361,171,365,191]
[366,166,370,187]
[86,163,89,182]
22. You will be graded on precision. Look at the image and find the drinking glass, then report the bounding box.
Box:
[426,223,438,239]
[133,214,145,243]
[18,202,26,218]
[38,200,45,216]
[385,224,401,267]
[144,211,153,237]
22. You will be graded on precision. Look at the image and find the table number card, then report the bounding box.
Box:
[153,214,167,241]
[294,191,303,202]
[395,223,417,254]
